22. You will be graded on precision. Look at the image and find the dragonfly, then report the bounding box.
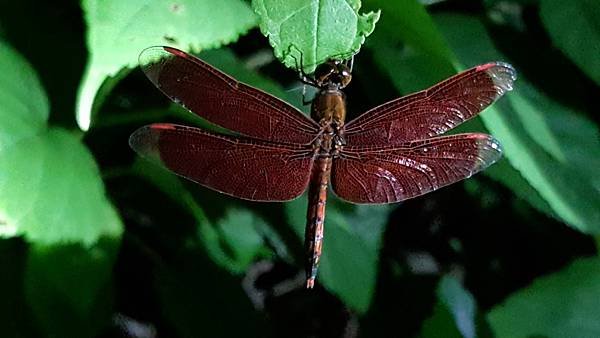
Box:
[130,46,516,288]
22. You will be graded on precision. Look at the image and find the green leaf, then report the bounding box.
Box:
[364,0,455,69]
[253,0,380,72]
[285,196,391,312]
[0,41,122,245]
[484,159,555,218]
[0,43,48,148]
[509,83,600,188]
[25,239,119,338]
[0,129,122,244]
[133,159,279,274]
[212,208,268,274]
[77,0,258,130]
[488,257,600,338]
[435,14,600,233]
[540,0,600,86]
[456,117,557,218]
[422,276,477,338]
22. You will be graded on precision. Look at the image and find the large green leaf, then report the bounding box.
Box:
[436,14,600,233]
[253,0,380,73]
[0,42,121,337]
[540,0,600,86]
[0,42,122,245]
[285,197,391,312]
[0,129,122,244]
[488,257,600,338]
[77,0,257,130]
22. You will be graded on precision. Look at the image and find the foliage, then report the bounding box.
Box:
[253,0,380,73]
[0,0,598,337]
[489,257,600,338]
[540,0,600,86]
[77,0,257,130]
[0,43,121,245]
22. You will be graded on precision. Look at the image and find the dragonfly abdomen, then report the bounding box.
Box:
[304,156,332,288]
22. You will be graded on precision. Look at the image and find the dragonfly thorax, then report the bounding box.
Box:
[310,89,346,124]
[311,89,346,156]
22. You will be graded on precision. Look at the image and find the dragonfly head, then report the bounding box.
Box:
[313,60,352,89]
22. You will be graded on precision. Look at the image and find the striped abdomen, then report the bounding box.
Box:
[305,156,332,288]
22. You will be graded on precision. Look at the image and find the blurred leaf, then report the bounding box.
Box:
[422,304,464,338]
[25,239,119,338]
[436,14,600,233]
[540,0,600,86]
[422,276,477,338]
[0,129,122,244]
[484,0,539,5]
[0,42,48,148]
[156,247,262,337]
[510,83,600,189]
[364,0,455,69]
[0,42,122,245]
[253,0,380,73]
[488,257,600,338]
[77,0,257,130]
[285,196,391,312]
[212,208,268,274]
[370,43,451,94]
[484,159,554,217]
[458,117,556,217]
[133,159,277,274]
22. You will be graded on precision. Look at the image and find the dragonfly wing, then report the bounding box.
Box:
[130,123,316,201]
[331,133,502,204]
[344,63,516,145]
[140,46,320,145]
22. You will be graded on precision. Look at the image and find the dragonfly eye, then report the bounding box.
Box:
[337,65,352,88]
[314,62,336,86]
[314,61,353,88]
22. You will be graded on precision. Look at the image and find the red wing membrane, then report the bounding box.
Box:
[331,134,502,204]
[130,124,315,201]
[344,63,516,145]
[140,46,320,145]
